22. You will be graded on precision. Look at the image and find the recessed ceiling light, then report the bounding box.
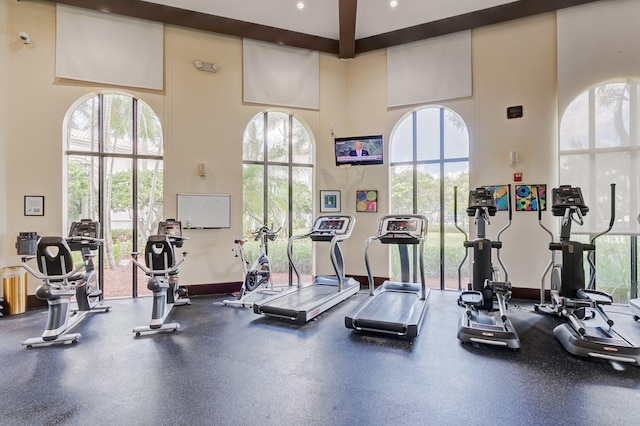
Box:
[297,1,304,9]
[390,1,398,8]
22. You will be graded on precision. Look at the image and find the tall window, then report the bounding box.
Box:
[65,93,163,298]
[242,111,314,284]
[390,107,470,290]
[560,79,640,303]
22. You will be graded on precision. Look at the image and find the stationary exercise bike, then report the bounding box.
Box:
[223,225,286,308]
[21,219,111,348]
[131,219,190,336]
[535,184,640,365]
[454,185,520,350]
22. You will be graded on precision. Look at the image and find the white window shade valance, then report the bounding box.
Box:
[557,0,640,114]
[387,30,472,108]
[243,39,319,110]
[56,5,164,90]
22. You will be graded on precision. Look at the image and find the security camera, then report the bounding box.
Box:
[18,32,31,45]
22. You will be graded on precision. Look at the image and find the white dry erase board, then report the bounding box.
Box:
[176,193,230,229]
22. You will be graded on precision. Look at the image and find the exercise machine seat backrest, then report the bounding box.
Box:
[36,236,76,281]
[144,235,176,275]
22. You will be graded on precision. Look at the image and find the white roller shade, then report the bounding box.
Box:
[557,0,640,114]
[243,39,319,110]
[387,30,471,108]
[56,5,164,90]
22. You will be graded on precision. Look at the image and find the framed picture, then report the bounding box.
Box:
[356,190,378,212]
[320,190,341,213]
[515,184,547,211]
[24,195,45,216]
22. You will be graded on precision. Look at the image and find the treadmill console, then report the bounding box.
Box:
[310,216,352,241]
[467,188,497,217]
[551,185,589,217]
[67,219,101,251]
[379,216,426,244]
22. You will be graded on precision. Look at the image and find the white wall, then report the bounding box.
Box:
[1,0,566,296]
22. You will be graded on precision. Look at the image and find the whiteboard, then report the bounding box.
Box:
[176,193,230,229]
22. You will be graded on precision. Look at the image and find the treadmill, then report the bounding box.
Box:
[345,215,429,338]
[253,215,360,323]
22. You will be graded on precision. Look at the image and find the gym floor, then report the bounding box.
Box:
[1,289,639,426]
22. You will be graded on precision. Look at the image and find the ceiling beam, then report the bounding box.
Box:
[36,0,339,54]
[338,0,357,59]
[356,0,602,54]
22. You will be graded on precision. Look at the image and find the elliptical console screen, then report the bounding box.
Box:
[158,220,183,237]
[552,185,588,216]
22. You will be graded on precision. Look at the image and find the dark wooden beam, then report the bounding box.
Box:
[355,0,602,54]
[37,0,339,54]
[338,0,357,59]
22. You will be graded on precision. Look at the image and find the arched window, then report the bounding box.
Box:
[64,93,163,298]
[242,111,314,284]
[560,79,640,303]
[390,106,470,290]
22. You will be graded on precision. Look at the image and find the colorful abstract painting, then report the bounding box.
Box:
[484,185,509,211]
[515,184,546,211]
[356,190,378,212]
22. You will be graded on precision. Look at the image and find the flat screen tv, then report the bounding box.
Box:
[334,135,384,166]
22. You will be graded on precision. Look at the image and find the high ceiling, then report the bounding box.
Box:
[44,0,601,58]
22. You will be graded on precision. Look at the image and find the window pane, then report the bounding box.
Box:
[444,162,469,290]
[594,235,631,303]
[242,164,264,232]
[267,165,289,285]
[267,112,289,163]
[102,157,133,298]
[417,164,441,289]
[66,155,99,228]
[443,110,469,159]
[390,165,414,214]
[595,83,629,148]
[137,101,163,155]
[390,115,413,162]
[292,119,312,164]
[103,94,133,154]
[137,159,164,242]
[416,108,440,161]
[68,96,99,152]
[292,166,313,284]
[243,114,265,161]
[560,91,589,151]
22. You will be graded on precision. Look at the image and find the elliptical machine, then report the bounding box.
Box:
[131,219,190,336]
[535,184,640,365]
[629,214,640,322]
[454,185,520,350]
[223,225,290,308]
[21,219,111,348]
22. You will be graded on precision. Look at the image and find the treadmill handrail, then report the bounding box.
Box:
[287,215,356,290]
[365,215,427,299]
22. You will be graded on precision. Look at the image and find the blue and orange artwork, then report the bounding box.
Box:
[515,184,546,211]
[484,185,509,211]
[356,190,378,212]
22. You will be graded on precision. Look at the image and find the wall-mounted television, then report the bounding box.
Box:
[334,135,384,166]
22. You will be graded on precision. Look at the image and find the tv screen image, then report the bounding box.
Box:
[334,135,384,166]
